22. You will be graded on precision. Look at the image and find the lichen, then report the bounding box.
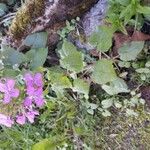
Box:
[82,0,107,36]
[9,0,45,40]
[7,0,100,48]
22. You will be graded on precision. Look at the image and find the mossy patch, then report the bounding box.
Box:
[9,0,45,40]
[98,107,150,149]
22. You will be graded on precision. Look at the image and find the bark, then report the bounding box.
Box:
[5,0,99,48]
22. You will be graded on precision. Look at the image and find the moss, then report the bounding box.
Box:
[9,0,45,40]
[8,0,99,47]
[97,107,150,149]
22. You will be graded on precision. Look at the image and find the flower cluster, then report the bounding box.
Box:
[0,73,44,127]
[0,79,19,104]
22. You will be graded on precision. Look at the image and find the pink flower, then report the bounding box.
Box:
[34,96,44,107]
[24,73,43,96]
[0,79,19,104]
[0,113,14,127]
[23,97,32,107]
[16,115,26,125]
[0,73,44,127]
[16,109,39,125]
[25,110,39,123]
[24,73,43,87]
[24,73,44,107]
[24,96,44,107]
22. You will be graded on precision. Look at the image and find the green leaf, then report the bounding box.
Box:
[118,41,144,61]
[2,46,27,65]
[114,101,122,108]
[118,61,131,68]
[137,5,150,15]
[0,3,8,16]
[145,61,150,68]
[120,4,135,24]
[59,40,77,58]
[47,67,72,90]
[102,78,129,95]
[3,69,20,77]
[90,103,98,109]
[32,139,54,150]
[23,32,48,48]
[73,79,90,99]
[144,14,150,21]
[7,0,15,5]
[32,136,64,150]
[115,0,130,6]
[101,99,113,109]
[87,109,94,115]
[139,98,145,105]
[102,110,111,117]
[126,109,138,117]
[88,26,114,52]
[107,14,127,34]
[92,59,117,84]
[59,40,84,73]
[85,102,98,109]
[136,68,150,74]
[26,48,48,70]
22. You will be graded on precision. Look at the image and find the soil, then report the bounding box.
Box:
[140,86,150,107]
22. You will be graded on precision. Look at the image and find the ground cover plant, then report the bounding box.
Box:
[0,0,150,149]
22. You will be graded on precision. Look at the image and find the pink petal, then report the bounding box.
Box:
[24,73,33,85]
[25,110,39,123]
[16,115,26,125]
[23,97,32,107]
[11,89,19,98]
[34,73,43,87]
[34,88,43,96]
[34,97,44,107]
[25,112,35,123]
[0,114,14,127]
[6,79,15,90]
[33,110,39,115]
[26,86,35,96]
[3,94,11,104]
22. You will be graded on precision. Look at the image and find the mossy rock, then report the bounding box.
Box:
[8,0,99,48]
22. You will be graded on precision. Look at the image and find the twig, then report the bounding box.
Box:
[0,16,14,25]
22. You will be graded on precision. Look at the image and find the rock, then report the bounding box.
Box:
[5,0,100,48]
[82,0,107,36]
[68,0,108,51]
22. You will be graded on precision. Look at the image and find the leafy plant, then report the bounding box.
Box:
[118,41,145,61]
[88,26,114,52]
[0,0,150,149]
[92,59,117,84]
[59,40,84,73]
[107,0,150,30]
[23,32,48,49]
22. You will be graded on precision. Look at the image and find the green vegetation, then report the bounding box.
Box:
[0,0,150,149]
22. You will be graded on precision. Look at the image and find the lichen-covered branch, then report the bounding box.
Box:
[9,0,45,40]
[6,0,99,48]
